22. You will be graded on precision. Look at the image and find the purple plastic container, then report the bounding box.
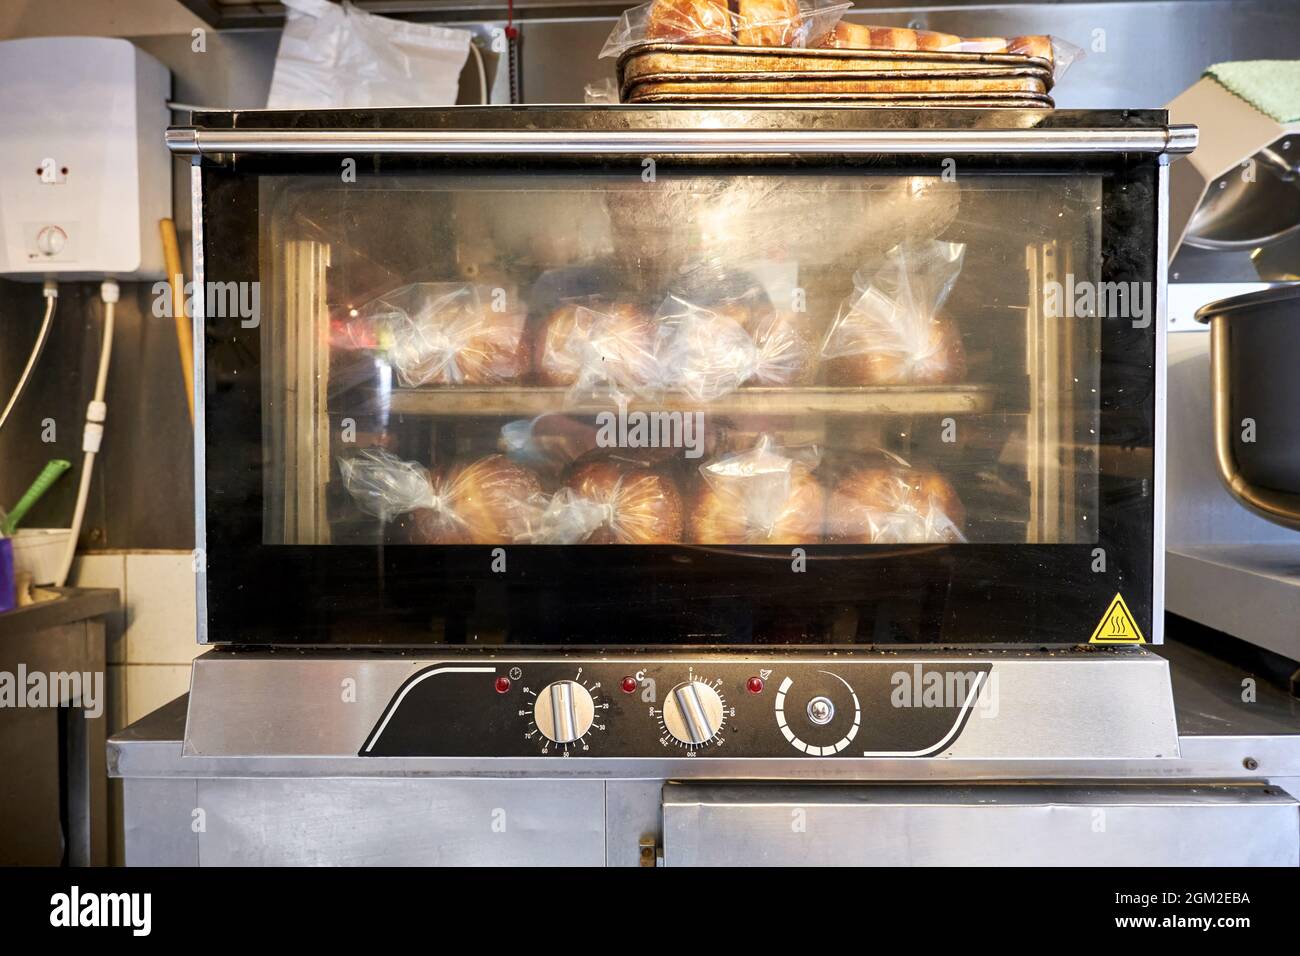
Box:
[0,538,14,613]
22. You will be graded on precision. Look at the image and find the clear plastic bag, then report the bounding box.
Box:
[268,0,472,108]
[826,455,966,544]
[652,294,759,402]
[338,449,542,544]
[358,283,529,387]
[500,414,599,481]
[600,0,851,59]
[337,449,433,522]
[534,299,661,399]
[690,435,825,543]
[558,454,686,543]
[816,23,1084,80]
[515,487,612,544]
[821,240,967,387]
[748,311,820,387]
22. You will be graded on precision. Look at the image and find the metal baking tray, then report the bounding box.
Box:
[624,91,1055,107]
[624,73,1053,99]
[618,41,1056,91]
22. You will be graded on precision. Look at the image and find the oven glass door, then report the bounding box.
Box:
[197,140,1158,646]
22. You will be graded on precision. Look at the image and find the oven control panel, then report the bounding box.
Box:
[360,660,993,759]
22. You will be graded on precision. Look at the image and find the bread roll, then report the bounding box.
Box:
[411,455,542,544]
[826,467,964,543]
[535,300,654,388]
[656,304,758,401]
[386,288,529,386]
[870,27,918,50]
[915,31,960,51]
[824,314,965,386]
[564,456,684,543]
[646,0,734,45]
[736,0,802,47]
[1007,35,1053,62]
[960,36,1010,53]
[748,312,819,387]
[818,24,1048,62]
[690,467,824,543]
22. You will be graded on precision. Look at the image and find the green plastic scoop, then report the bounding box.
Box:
[2,459,72,535]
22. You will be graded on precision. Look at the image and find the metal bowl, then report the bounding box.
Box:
[1195,284,1300,529]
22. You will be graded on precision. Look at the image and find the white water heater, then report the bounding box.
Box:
[0,37,171,279]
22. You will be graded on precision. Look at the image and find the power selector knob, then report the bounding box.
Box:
[533,680,595,744]
[663,681,724,745]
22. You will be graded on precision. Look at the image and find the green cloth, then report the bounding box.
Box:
[1204,60,1300,123]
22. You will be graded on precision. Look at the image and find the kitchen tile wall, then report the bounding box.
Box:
[73,550,198,732]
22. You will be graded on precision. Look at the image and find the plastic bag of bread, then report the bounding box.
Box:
[651,295,819,401]
[534,298,660,398]
[551,452,686,544]
[821,240,967,387]
[748,311,819,386]
[500,414,599,480]
[690,435,824,544]
[826,457,965,544]
[653,294,759,401]
[338,448,542,544]
[358,282,529,386]
[599,0,850,59]
[816,22,1083,79]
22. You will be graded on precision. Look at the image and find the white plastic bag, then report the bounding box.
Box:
[268,0,471,108]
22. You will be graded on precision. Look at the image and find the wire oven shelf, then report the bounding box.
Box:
[387,384,996,417]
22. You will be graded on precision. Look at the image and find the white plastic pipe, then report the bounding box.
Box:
[0,279,59,433]
[56,279,117,588]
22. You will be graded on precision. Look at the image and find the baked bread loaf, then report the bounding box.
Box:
[748,312,819,387]
[826,467,964,543]
[646,0,735,44]
[822,240,967,386]
[690,467,824,543]
[376,283,530,386]
[823,313,965,386]
[736,0,802,46]
[410,455,542,544]
[564,455,685,543]
[818,22,1054,64]
[535,300,655,389]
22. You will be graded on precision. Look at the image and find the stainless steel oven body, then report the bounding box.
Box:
[107,108,1300,867]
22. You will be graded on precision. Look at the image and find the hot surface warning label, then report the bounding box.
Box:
[1089,593,1146,645]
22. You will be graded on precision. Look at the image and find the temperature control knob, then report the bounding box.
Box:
[662,681,725,745]
[35,225,67,256]
[533,680,595,744]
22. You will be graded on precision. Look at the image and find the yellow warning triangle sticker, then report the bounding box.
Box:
[1089,593,1146,644]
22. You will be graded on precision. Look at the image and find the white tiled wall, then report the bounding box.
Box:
[73,550,199,732]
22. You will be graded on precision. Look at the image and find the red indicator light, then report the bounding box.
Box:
[746,677,765,694]
[621,676,638,694]
[494,676,511,694]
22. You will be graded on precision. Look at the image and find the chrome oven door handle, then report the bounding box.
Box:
[165,125,1198,157]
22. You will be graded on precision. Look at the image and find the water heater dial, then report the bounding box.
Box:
[35,225,67,256]
[533,680,595,744]
[662,681,725,746]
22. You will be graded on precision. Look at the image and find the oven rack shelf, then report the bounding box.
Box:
[387,384,995,417]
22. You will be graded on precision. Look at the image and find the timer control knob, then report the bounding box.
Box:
[663,681,725,745]
[533,680,595,744]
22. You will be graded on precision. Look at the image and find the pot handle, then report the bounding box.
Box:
[1209,317,1300,529]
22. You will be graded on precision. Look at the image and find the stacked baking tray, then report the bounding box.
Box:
[618,43,1055,106]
